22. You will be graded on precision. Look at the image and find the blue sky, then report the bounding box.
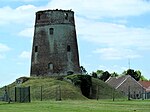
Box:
[1,0,150,87]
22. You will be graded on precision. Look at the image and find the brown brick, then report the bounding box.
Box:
[30,9,80,76]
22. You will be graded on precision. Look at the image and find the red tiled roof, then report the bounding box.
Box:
[139,81,150,89]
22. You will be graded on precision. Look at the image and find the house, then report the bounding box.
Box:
[106,75,145,99]
[139,81,150,99]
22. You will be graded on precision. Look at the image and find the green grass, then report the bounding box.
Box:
[0,76,125,101]
[0,77,86,101]
[91,78,125,99]
[0,100,150,112]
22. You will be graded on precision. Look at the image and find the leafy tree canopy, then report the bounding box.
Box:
[92,69,148,81]
[125,69,142,81]
[96,70,104,75]
[99,71,111,81]
[91,72,97,78]
[80,66,87,75]
[111,72,119,77]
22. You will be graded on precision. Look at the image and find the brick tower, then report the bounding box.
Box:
[30,9,80,76]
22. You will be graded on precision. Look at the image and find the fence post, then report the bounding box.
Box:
[56,85,61,101]
[112,88,115,101]
[59,85,61,101]
[55,86,57,101]
[41,86,43,101]
[29,86,31,102]
[19,88,21,102]
[96,85,99,100]
[15,87,16,102]
[4,86,9,102]
[7,86,10,98]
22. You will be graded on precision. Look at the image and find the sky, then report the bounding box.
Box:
[0,0,150,87]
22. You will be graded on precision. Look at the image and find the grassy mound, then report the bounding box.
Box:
[0,75,125,101]
[65,75,125,99]
[91,78,125,99]
[0,77,87,101]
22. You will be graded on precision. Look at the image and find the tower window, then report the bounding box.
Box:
[67,45,71,52]
[49,28,54,35]
[65,13,68,20]
[35,46,38,52]
[48,63,53,70]
[37,14,41,20]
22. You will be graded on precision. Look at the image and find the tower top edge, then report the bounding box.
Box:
[36,9,74,14]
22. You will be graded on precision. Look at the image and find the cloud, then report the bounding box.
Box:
[4,0,42,3]
[0,43,10,52]
[98,65,128,74]
[46,0,150,61]
[94,47,141,60]
[0,5,36,26]
[19,51,31,59]
[47,0,150,18]
[76,17,150,49]
[21,0,40,2]
[18,27,34,38]
[0,0,150,59]
[0,0,150,28]
[0,43,10,59]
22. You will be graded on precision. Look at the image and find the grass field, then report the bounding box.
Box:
[0,100,150,112]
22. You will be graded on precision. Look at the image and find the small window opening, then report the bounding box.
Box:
[35,46,38,52]
[48,63,53,70]
[65,13,68,20]
[37,14,41,20]
[49,28,54,35]
[67,45,71,52]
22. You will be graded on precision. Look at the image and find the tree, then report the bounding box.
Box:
[126,69,141,81]
[96,70,104,78]
[140,75,148,81]
[122,70,127,75]
[96,70,104,75]
[91,72,98,78]
[111,72,119,77]
[80,66,87,75]
[99,71,111,81]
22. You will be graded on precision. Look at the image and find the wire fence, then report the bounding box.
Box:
[0,84,149,102]
[0,85,84,102]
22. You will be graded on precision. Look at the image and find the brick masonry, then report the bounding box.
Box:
[30,9,80,76]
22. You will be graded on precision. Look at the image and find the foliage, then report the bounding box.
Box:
[122,70,127,75]
[96,70,104,75]
[140,75,148,81]
[111,72,119,77]
[66,75,92,98]
[125,69,141,81]
[80,66,87,75]
[91,72,98,78]
[91,78,125,99]
[66,74,125,99]
[96,70,104,77]
[99,71,111,81]
[93,69,148,81]
[121,69,148,81]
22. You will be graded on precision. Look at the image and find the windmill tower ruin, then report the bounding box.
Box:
[30,9,80,76]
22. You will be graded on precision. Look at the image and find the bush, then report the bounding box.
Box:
[66,75,92,98]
